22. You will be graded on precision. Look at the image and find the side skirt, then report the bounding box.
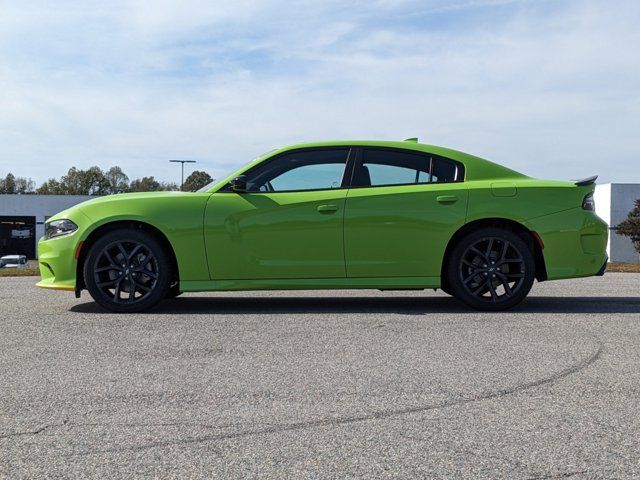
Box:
[180,276,441,292]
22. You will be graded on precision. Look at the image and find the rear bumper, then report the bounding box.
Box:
[595,259,607,276]
[525,208,608,280]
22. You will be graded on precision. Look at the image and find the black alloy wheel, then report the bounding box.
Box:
[447,227,535,311]
[84,229,171,312]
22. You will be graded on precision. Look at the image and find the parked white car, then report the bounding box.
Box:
[0,255,28,268]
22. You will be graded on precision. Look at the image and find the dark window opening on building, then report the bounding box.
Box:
[0,216,36,259]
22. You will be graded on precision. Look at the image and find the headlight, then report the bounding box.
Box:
[44,219,78,239]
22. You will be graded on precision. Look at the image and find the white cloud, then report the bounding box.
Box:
[0,0,638,184]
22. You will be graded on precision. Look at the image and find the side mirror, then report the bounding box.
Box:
[231,175,247,192]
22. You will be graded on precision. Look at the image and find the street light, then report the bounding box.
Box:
[169,160,196,190]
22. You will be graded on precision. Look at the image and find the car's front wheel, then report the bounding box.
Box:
[446,227,535,311]
[83,228,171,312]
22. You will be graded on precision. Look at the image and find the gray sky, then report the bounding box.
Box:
[0,0,639,185]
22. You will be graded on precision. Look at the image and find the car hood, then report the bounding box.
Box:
[47,191,207,223]
[78,191,196,206]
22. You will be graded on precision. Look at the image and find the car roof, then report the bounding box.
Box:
[206,139,530,192]
[273,140,528,181]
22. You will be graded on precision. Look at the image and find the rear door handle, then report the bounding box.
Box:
[437,195,458,204]
[317,204,339,213]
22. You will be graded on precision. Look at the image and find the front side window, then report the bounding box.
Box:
[351,148,461,187]
[240,149,350,192]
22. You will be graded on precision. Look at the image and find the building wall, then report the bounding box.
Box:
[0,195,94,258]
[595,184,640,263]
[594,184,611,258]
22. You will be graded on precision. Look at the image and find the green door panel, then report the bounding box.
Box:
[204,190,348,279]
[344,183,468,277]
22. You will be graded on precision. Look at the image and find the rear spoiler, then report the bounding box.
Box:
[574,175,598,186]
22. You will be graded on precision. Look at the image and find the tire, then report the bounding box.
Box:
[83,228,172,313]
[446,227,535,311]
[165,282,183,299]
[440,285,453,296]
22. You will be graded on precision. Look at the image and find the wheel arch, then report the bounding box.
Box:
[440,217,547,292]
[76,220,179,291]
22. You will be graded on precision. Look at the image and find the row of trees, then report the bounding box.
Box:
[0,167,213,195]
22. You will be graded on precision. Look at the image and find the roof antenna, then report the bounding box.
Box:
[404,137,418,143]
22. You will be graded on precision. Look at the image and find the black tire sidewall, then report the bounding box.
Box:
[447,227,535,311]
[83,229,172,313]
[165,282,183,299]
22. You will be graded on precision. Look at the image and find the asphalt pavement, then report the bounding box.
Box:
[1,274,639,479]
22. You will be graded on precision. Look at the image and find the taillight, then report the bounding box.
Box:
[582,192,595,211]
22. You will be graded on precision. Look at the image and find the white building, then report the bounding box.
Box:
[0,195,93,259]
[595,183,640,263]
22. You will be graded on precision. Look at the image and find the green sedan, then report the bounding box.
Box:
[37,139,608,312]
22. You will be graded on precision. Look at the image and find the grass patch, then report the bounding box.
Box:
[0,267,40,277]
[607,262,640,273]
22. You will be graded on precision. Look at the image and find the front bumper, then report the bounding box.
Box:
[525,208,608,281]
[36,233,81,291]
[36,210,92,292]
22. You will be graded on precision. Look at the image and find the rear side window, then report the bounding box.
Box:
[351,148,462,187]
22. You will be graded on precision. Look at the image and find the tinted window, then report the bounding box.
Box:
[431,157,458,183]
[242,149,350,192]
[352,149,460,187]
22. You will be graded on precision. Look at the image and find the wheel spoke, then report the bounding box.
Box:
[496,272,513,296]
[103,250,118,268]
[487,280,499,302]
[499,258,523,264]
[463,271,483,284]
[469,247,488,262]
[116,242,128,258]
[97,278,118,287]
[472,281,489,296]
[500,240,509,262]
[504,271,524,278]
[138,268,157,279]
[134,280,152,292]
[113,280,122,303]
[96,265,121,273]
[462,258,477,268]
[127,244,143,261]
[485,238,494,257]
[127,277,136,302]
[139,254,155,268]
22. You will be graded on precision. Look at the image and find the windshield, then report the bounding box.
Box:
[196,149,278,192]
[197,179,220,193]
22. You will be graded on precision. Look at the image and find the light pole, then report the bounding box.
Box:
[169,160,196,190]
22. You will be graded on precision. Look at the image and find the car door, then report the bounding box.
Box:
[344,147,468,278]
[204,148,353,280]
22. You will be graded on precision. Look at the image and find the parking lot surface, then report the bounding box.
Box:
[1,274,639,478]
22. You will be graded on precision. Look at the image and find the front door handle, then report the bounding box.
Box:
[437,195,458,204]
[317,204,339,213]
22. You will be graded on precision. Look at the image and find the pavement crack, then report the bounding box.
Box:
[0,420,68,439]
[66,340,603,456]
[527,469,588,479]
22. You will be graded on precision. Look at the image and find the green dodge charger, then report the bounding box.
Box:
[37,139,608,312]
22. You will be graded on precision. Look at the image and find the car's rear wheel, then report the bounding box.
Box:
[446,227,535,311]
[83,229,171,313]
